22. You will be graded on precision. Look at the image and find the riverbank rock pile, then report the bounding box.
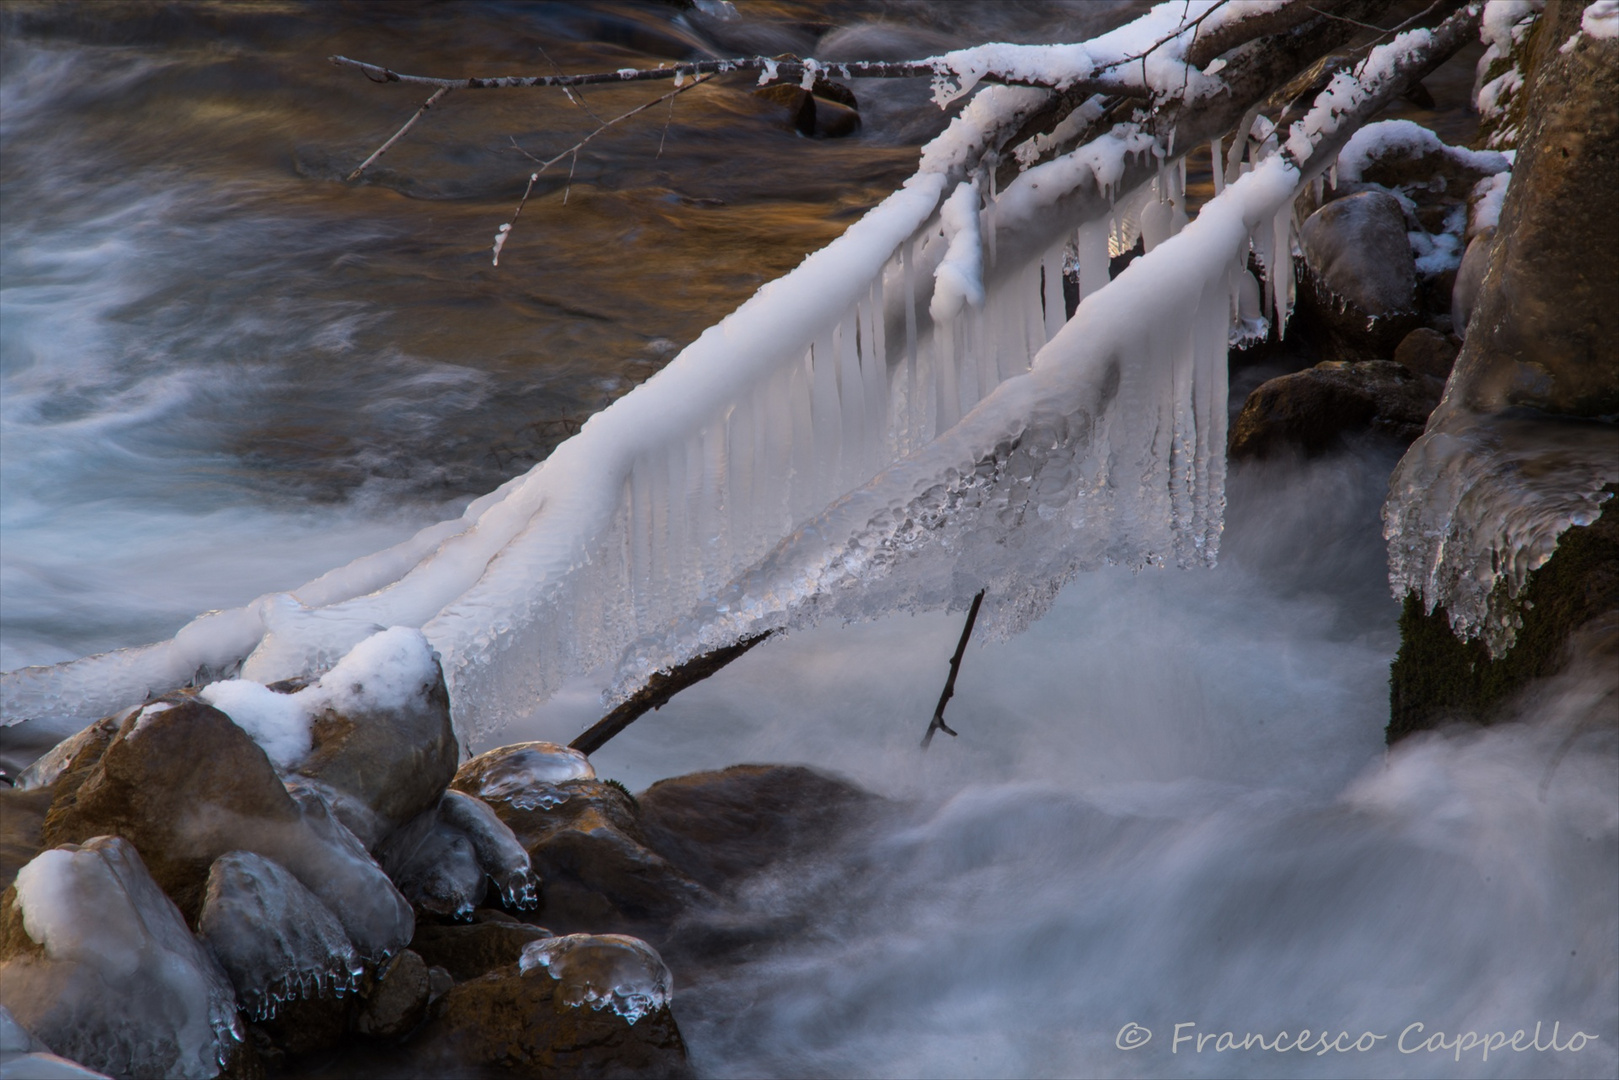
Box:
[0,627,875,1079]
[1229,120,1509,461]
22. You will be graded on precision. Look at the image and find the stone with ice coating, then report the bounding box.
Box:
[195,851,362,1022]
[519,934,672,1025]
[452,741,594,813]
[378,805,487,922]
[438,790,539,910]
[1,838,243,1080]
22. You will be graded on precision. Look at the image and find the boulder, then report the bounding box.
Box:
[636,764,875,891]
[411,909,554,983]
[283,629,459,849]
[1,837,247,1080]
[0,785,51,892]
[1,1004,112,1079]
[1228,360,1441,461]
[1392,327,1460,380]
[1299,190,1421,360]
[419,936,688,1079]
[377,806,487,923]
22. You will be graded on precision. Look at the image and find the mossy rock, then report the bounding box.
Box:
[1388,488,1619,742]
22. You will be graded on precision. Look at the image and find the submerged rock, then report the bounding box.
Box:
[636,764,875,891]
[420,936,688,1079]
[1228,360,1441,460]
[0,837,245,1080]
[196,851,362,1024]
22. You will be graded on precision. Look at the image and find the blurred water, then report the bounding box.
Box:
[509,446,1617,1080]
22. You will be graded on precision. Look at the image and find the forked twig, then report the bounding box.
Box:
[491,73,712,266]
[922,590,986,749]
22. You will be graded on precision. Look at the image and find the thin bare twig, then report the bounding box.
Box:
[921,590,985,749]
[346,85,449,182]
[492,73,713,266]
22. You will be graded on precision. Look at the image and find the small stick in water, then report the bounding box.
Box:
[347,85,450,182]
[922,589,985,749]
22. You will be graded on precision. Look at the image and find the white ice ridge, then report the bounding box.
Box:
[1,1,1433,744]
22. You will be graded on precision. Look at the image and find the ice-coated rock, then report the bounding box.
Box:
[39,698,413,962]
[195,851,361,1022]
[518,934,672,1026]
[482,779,709,932]
[438,790,539,910]
[0,838,244,1080]
[11,715,122,794]
[378,807,486,922]
[451,741,594,813]
[277,782,414,961]
[421,942,688,1078]
[286,629,459,849]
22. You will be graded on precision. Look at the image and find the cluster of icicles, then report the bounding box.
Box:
[244,962,369,1025]
[3,3,1414,745]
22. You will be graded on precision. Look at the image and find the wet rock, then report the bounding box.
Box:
[637,764,875,891]
[1299,190,1420,360]
[1393,327,1460,380]
[0,837,246,1080]
[1450,227,1494,337]
[477,778,709,933]
[1229,361,1441,461]
[411,909,554,982]
[196,851,362,1024]
[420,937,688,1079]
[285,629,459,849]
[250,991,355,1061]
[352,949,430,1040]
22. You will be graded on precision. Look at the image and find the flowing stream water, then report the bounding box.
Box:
[2,3,1614,1078]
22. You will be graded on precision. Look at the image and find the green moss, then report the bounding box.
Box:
[601,777,639,811]
[1388,488,1619,743]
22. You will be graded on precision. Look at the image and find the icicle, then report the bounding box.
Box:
[1041,244,1065,341]
[1210,138,1225,195]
